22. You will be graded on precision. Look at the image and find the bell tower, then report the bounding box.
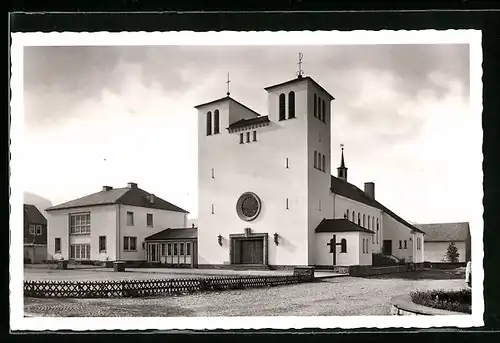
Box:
[337,144,348,182]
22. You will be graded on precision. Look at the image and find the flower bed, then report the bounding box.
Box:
[410,288,471,314]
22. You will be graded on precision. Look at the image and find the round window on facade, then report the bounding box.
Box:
[236,192,262,222]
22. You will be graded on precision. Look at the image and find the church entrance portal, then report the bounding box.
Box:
[229,232,268,266]
[383,240,392,255]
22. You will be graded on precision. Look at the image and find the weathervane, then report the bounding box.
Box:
[297,52,304,78]
[226,73,231,96]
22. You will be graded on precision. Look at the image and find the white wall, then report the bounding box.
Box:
[424,241,466,262]
[307,81,334,264]
[334,195,382,253]
[118,204,187,261]
[359,232,373,266]
[314,232,360,266]
[198,83,310,266]
[47,205,117,261]
[381,213,414,261]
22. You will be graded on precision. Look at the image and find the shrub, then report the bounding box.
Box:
[372,253,398,266]
[410,288,471,314]
[445,242,460,263]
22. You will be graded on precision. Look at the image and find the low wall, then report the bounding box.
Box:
[424,262,466,269]
[349,265,408,277]
[390,294,467,316]
[24,274,310,299]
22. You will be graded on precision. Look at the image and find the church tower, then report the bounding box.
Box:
[337,145,348,182]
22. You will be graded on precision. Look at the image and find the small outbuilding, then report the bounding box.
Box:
[144,226,198,268]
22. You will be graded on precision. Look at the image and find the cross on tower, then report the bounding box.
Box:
[226,73,231,96]
[340,143,344,151]
[297,52,304,78]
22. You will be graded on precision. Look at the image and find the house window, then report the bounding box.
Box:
[70,244,90,260]
[376,219,379,243]
[318,97,322,120]
[124,236,137,251]
[240,133,244,144]
[180,242,185,255]
[362,239,365,253]
[99,236,106,252]
[362,214,365,227]
[399,240,402,249]
[29,224,35,235]
[322,99,326,122]
[279,93,286,121]
[35,225,42,235]
[206,111,212,136]
[55,238,61,253]
[322,155,326,172]
[253,130,257,141]
[167,243,172,256]
[127,212,134,226]
[404,240,407,249]
[147,213,154,227]
[368,216,371,229]
[340,238,347,253]
[246,132,250,143]
[213,109,220,134]
[288,91,295,119]
[161,244,166,256]
[314,151,318,169]
[186,242,192,256]
[358,213,361,225]
[352,211,355,222]
[174,243,178,256]
[376,228,379,244]
[69,213,91,234]
[313,93,317,117]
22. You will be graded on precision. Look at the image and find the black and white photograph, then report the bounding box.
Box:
[10,30,483,330]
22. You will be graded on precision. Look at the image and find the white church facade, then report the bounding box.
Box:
[195,73,425,268]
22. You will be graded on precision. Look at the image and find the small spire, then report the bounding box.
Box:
[226,73,231,96]
[340,144,346,168]
[297,52,304,78]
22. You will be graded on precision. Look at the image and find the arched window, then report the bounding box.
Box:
[341,238,347,253]
[318,97,322,119]
[279,93,286,121]
[213,109,220,134]
[358,213,361,225]
[322,154,326,172]
[318,153,322,170]
[372,231,375,244]
[313,93,317,117]
[368,216,371,229]
[322,99,326,122]
[288,91,295,119]
[206,111,212,136]
[345,209,349,219]
[314,151,318,169]
[352,211,355,222]
[372,217,375,231]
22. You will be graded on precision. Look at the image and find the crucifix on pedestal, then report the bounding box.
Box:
[327,234,343,266]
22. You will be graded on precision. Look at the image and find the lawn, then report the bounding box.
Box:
[24,269,467,317]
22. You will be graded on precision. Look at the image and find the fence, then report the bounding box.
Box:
[24,275,308,299]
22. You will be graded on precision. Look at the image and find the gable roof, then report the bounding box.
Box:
[264,76,335,100]
[315,218,374,234]
[228,115,270,131]
[145,227,198,241]
[24,204,47,225]
[414,222,470,242]
[194,96,262,117]
[330,176,425,234]
[46,186,189,213]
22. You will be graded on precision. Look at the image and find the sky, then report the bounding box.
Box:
[22,44,481,232]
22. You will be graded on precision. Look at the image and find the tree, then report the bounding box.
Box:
[445,242,460,263]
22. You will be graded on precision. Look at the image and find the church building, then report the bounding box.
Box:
[195,65,425,269]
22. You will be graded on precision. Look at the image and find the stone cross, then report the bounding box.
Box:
[327,234,343,266]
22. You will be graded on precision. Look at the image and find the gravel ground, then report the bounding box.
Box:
[24,269,467,317]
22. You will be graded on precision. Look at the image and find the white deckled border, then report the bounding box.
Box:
[10,29,483,331]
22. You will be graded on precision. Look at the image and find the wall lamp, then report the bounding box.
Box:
[217,234,223,246]
[274,233,279,246]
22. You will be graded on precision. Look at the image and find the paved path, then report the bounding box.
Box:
[24,269,466,317]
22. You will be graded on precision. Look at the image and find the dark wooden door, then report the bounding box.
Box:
[383,240,392,255]
[240,239,264,264]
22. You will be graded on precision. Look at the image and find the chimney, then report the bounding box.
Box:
[102,186,113,191]
[364,182,375,199]
[149,194,155,204]
[127,182,138,189]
